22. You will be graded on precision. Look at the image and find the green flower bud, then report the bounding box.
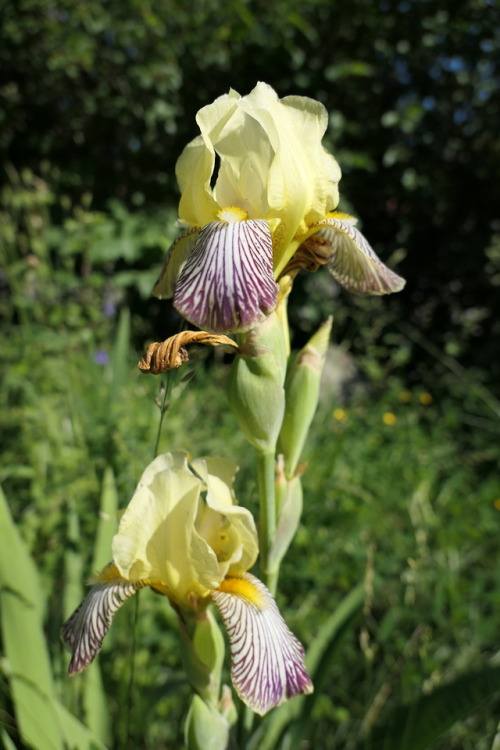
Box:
[278,317,332,478]
[268,456,304,570]
[185,694,232,750]
[228,312,287,454]
[179,609,225,705]
[193,608,225,703]
[256,302,290,384]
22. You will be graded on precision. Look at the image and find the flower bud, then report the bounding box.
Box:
[179,609,225,705]
[193,609,226,702]
[184,694,231,750]
[253,303,290,384]
[227,312,287,454]
[268,457,304,570]
[278,317,332,478]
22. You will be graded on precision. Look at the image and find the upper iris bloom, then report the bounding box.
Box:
[61,452,312,716]
[154,82,405,334]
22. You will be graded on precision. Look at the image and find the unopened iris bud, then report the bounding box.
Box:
[185,694,231,750]
[227,312,287,454]
[268,456,304,570]
[195,609,225,705]
[180,608,226,705]
[278,317,332,478]
[253,303,290,384]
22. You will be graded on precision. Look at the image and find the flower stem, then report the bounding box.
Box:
[257,450,278,595]
[152,372,173,459]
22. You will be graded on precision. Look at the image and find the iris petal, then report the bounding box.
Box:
[112,457,222,603]
[173,219,277,333]
[153,229,200,300]
[309,216,406,295]
[61,564,144,675]
[211,573,313,716]
[191,457,259,577]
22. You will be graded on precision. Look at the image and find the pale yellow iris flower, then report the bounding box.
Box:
[61,452,312,716]
[154,82,405,334]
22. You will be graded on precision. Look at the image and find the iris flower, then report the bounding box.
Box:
[61,452,312,716]
[154,82,405,334]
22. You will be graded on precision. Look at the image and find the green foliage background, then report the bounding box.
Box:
[1,0,499,747]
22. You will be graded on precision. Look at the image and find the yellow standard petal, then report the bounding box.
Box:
[238,83,341,273]
[177,90,241,227]
[191,457,259,578]
[112,452,222,606]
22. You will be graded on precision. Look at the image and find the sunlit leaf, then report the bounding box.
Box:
[0,486,64,750]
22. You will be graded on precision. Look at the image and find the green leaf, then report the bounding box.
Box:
[55,702,107,750]
[91,466,118,573]
[304,583,365,683]
[0,486,108,750]
[81,665,110,748]
[367,666,500,750]
[0,486,64,750]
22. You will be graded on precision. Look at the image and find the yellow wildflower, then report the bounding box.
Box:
[382,412,397,426]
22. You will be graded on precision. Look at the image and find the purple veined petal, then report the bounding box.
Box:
[153,228,200,300]
[61,565,145,675]
[310,217,406,295]
[173,219,278,334]
[211,572,313,716]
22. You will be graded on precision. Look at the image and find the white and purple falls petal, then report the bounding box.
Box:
[61,566,144,675]
[310,217,406,295]
[211,572,313,716]
[173,219,277,334]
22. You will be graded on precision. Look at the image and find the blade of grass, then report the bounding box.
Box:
[91,466,118,573]
[366,666,500,750]
[0,486,64,750]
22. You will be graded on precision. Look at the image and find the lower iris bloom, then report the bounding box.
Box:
[61,452,312,716]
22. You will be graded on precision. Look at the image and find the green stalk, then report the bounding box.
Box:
[257,450,278,595]
[152,373,173,458]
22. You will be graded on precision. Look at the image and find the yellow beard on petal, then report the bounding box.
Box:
[93,562,122,583]
[217,576,265,608]
[217,206,249,223]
